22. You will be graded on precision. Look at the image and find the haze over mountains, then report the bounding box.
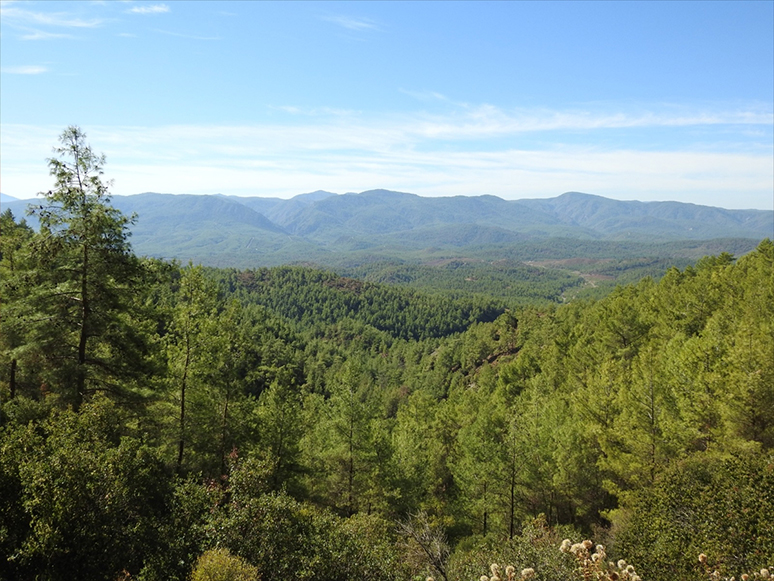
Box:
[3,190,772,267]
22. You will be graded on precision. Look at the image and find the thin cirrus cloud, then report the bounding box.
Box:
[2,104,771,209]
[399,89,455,104]
[21,30,76,40]
[267,102,725,138]
[322,15,378,31]
[394,104,774,143]
[151,28,219,41]
[1,65,48,74]
[0,5,103,28]
[3,105,770,154]
[127,4,170,15]
[270,105,360,117]
[94,147,774,210]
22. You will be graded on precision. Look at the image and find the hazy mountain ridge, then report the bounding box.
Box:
[279,190,571,241]
[3,190,771,266]
[518,192,772,239]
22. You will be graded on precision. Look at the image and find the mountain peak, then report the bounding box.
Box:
[356,189,418,199]
[293,190,337,202]
[557,191,605,200]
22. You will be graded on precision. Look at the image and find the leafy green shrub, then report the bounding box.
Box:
[138,477,222,581]
[610,451,774,580]
[190,548,258,581]
[208,459,409,581]
[3,397,172,581]
[447,516,579,581]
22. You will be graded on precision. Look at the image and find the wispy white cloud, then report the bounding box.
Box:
[1,65,48,74]
[21,29,76,40]
[322,15,377,31]
[400,89,453,103]
[401,104,774,140]
[94,146,774,210]
[2,103,772,209]
[127,3,170,15]
[266,102,774,137]
[0,5,104,27]
[152,28,219,41]
[398,89,476,111]
[269,105,360,117]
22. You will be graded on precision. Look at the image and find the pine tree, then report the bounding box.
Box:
[0,209,34,401]
[165,264,219,472]
[24,126,154,408]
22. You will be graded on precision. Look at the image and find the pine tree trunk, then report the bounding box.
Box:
[76,244,89,409]
[9,359,17,399]
[220,392,230,477]
[177,335,191,473]
[483,481,488,536]
[509,469,516,539]
[348,418,355,516]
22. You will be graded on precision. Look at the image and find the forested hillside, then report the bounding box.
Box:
[4,189,769,280]
[6,185,767,307]
[1,128,772,581]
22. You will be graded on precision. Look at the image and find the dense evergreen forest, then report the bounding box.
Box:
[1,128,772,581]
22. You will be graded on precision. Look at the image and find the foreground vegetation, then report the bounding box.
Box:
[1,128,772,581]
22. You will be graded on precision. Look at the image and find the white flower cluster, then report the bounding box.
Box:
[482,563,535,581]
[559,539,641,581]
[699,553,772,581]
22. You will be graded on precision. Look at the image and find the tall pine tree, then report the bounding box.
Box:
[24,126,153,408]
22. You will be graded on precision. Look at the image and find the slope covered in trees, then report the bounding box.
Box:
[5,189,768,289]
[1,128,772,581]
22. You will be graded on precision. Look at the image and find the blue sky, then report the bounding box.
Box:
[1,1,772,209]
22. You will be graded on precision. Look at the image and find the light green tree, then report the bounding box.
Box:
[190,548,258,581]
[301,361,393,515]
[164,264,219,472]
[252,367,304,492]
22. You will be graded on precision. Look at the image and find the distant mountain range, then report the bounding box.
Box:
[3,190,772,267]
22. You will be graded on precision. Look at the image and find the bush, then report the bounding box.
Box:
[191,548,258,581]
[208,459,409,581]
[610,451,774,580]
[1,398,173,581]
[447,516,579,581]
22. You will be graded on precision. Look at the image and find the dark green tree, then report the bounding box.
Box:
[252,368,305,493]
[3,397,171,581]
[24,126,154,407]
[0,209,34,401]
